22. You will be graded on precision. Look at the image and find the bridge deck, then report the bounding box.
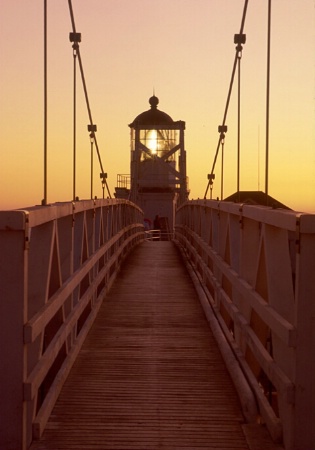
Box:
[30,241,281,450]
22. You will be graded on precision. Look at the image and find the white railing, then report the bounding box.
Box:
[175,199,315,450]
[0,199,144,450]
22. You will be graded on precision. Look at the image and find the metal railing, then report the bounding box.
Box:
[144,229,174,241]
[0,199,144,450]
[116,173,131,189]
[175,199,315,450]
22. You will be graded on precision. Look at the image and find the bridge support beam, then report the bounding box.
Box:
[0,212,28,450]
[292,215,315,450]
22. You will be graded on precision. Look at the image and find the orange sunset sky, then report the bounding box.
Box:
[1,0,314,212]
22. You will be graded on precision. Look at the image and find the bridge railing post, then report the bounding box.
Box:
[0,211,29,450]
[292,214,315,450]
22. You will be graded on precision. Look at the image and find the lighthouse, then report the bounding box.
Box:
[115,96,189,235]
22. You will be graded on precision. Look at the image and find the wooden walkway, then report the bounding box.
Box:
[30,241,282,450]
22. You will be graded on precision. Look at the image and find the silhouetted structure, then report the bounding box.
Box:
[224,190,291,210]
[115,96,189,232]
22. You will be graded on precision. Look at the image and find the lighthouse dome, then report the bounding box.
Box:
[129,96,174,128]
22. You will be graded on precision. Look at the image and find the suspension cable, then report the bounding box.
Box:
[265,0,271,203]
[235,33,246,200]
[88,125,97,199]
[71,38,79,200]
[220,136,225,200]
[204,0,249,199]
[68,0,111,198]
[42,0,48,206]
[237,48,241,197]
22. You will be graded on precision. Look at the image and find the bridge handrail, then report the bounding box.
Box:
[175,199,315,450]
[0,199,144,450]
[144,229,174,241]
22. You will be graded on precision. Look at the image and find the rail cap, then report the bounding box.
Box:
[0,199,144,230]
[177,199,315,233]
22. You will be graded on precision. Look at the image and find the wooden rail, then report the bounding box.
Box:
[0,199,144,450]
[175,199,315,450]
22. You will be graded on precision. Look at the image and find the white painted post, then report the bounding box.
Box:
[292,214,315,450]
[0,211,28,450]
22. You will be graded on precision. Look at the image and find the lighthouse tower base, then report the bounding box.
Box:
[138,191,178,237]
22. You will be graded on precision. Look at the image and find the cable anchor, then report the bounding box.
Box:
[100,172,108,199]
[69,32,81,55]
[234,33,246,59]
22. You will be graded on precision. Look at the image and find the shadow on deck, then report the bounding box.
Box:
[30,241,283,450]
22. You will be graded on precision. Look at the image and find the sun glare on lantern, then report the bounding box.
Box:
[147,130,158,154]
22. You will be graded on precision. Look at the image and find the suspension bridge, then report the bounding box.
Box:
[1,1,315,450]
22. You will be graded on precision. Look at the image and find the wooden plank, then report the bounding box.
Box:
[29,242,281,450]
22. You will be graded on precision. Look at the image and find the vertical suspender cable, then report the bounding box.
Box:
[90,134,94,199]
[221,140,224,200]
[265,0,271,203]
[43,0,47,205]
[237,52,241,198]
[235,33,246,200]
[72,43,77,201]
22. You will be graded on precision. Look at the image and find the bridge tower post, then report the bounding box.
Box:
[292,215,315,449]
[0,211,29,450]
